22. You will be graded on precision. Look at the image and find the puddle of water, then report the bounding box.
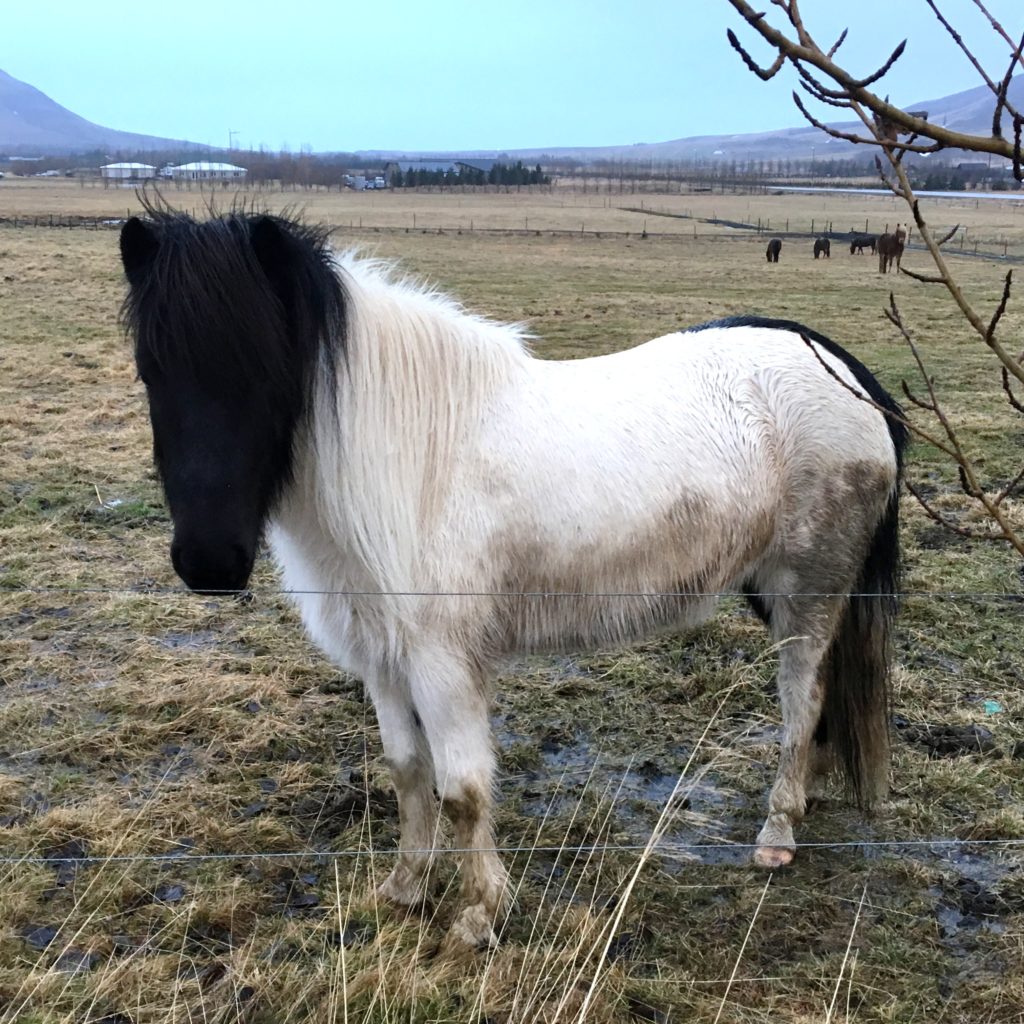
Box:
[503,728,750,868]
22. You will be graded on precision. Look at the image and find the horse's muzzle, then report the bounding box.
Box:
[170,538,255,596]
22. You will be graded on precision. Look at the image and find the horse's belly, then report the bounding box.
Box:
[501,591,721,655]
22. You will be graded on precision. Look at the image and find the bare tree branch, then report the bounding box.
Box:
[1003,366,1024,415]
[725,0,1022,156]
[904,480,1007,541]
[993,465,1024,506]
[726,28,786,80]
[827,27,848,59]
[924,0,1021,126]
[898,267,947,284]
[725,1,1024,556]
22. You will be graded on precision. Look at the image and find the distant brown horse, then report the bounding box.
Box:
[813,237,831,259]
[850,235,877,254]
[878,226,906,273]
[766,238,782,263]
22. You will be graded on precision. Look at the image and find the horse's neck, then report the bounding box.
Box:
[292,264,528,594]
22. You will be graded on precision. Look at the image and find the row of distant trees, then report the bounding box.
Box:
[390,162,549,188]
[2,147,1018,193]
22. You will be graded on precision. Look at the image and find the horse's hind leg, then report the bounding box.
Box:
[369,673,439,907]
[408,648,508,950]
[754,595,844,869]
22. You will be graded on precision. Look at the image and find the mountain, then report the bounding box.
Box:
[358,76,1024,166]
[0,68,204,155]
[3,64,1020,163]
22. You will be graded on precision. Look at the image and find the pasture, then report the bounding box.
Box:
[1,179,1023,1023]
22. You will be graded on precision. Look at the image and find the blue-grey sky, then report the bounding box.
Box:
[3,1,1021,152]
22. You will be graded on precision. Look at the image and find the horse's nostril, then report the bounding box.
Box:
[170,538,254,593]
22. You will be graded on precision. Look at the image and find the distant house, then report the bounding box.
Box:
[384,158,503,185]
[169,161,247,182]
[454,159,497,174]
[384,159,456,177]
[101,162,157,181]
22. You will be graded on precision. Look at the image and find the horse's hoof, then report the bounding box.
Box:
[375,868,426,908]
[442,904,499,955]
[753,845,795,869]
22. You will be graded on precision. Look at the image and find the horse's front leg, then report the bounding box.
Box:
[409,648,508,950]
[367,671,438,907]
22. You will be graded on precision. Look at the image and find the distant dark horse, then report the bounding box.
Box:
[766,238,782,263]
[813,237,831,259]
[850,235,877,255]
[878,226,906,273]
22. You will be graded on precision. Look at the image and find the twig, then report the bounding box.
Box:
[904,480,1004,541]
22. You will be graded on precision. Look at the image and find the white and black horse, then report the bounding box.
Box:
[120,206,905,950]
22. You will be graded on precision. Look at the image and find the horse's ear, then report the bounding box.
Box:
[250,216,290,282]
[120,217,160,278]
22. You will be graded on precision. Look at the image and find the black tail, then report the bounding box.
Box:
[822,371,907,809]
[820,483,901,808]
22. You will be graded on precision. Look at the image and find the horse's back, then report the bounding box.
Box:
[435,321,897,638]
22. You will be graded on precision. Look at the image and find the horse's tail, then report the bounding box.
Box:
[819,386,907,809]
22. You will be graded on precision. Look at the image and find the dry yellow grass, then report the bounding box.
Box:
[3,176,1024,254]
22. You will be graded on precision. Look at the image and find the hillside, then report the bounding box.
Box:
[3,64,1020,164]
[0,68,203,155]
[359,75,1024,165]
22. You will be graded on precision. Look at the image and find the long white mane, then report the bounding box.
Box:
[304,253,532,603]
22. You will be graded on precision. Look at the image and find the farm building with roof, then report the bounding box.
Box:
[169,161,247,182]
[101,162,157,180]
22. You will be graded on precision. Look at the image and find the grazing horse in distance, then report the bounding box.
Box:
[813,237,831,259]
[878,226,906,273]
[850,235,877,255]
[120,204,905,951]
[766,237,782,262]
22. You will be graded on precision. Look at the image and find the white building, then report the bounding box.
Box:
[169,161,247,182]
[101,162,158,181]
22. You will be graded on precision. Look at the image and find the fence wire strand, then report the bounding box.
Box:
[3,837,1024,868]
[1,585,1021,600]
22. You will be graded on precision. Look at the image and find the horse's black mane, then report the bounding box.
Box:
[120,196,346,412]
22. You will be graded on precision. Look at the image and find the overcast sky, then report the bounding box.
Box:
[3,1,1021,152]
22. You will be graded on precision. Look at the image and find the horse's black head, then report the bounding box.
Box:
[119,206,345,594]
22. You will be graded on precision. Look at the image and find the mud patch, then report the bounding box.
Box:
[894,717,998,757]
[508,729,748,868]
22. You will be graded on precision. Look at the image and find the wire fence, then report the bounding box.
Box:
[1,585,1020,600]
[3,573,1020,876]
[5,837,1024,869]
[3,213,1023,262]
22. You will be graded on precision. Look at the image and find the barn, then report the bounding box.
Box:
[100,162,157,181]
[169,161,247,182]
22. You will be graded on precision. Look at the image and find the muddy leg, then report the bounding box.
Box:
[755,601,840,868]
[369,674,438,907]
[409,650,508,950]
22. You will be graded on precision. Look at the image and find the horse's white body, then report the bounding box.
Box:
[264,255,899,948]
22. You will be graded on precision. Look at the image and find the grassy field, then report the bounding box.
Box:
[3,177,1024,256]
[1,181,1023,1023]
